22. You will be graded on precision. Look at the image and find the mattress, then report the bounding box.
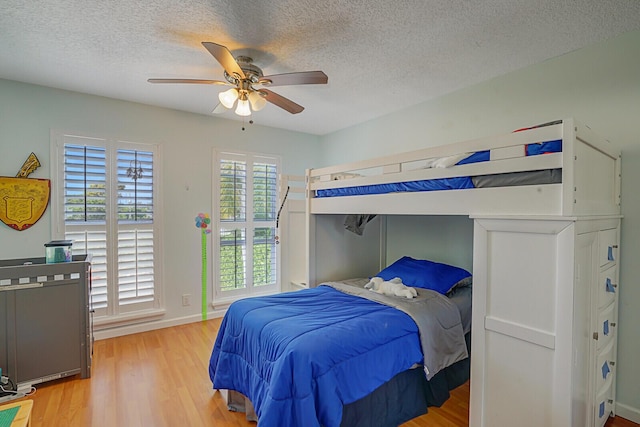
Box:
[209,279,471,427]
[315,140,562,198]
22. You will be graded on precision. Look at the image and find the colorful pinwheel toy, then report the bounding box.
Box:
[195,213,211,320]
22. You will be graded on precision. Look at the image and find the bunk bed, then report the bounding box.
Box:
[210,119,622,427]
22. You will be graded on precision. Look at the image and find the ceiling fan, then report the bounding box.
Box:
[148,42,328,116]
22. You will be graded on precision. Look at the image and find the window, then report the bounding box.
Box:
[214,151,280,300]
[51,132,161,320]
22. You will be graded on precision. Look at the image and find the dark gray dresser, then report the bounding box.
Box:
[0,255,92,391]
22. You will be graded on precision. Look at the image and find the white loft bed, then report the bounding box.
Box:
[296,118,622,427]
[306,118,620,218]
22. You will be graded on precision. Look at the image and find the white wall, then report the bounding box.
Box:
[385,216,474,272]
[320,30,640,421]
[0,79,322,334]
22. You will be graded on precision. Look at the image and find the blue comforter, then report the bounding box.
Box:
[209,282,464,427]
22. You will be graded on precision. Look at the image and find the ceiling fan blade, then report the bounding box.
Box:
[201,42,245,79]
[147,78,229,85]
[259,89,304,114]
[258,71,328,87]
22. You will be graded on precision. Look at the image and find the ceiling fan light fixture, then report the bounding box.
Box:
[219,88,239,108]
[248,91,267,111]
[149,42,328,119]
[235,98,251,116]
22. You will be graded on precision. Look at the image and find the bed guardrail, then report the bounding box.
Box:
[305,119,620,217]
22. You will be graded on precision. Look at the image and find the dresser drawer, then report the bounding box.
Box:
[596,302,616,352]
[597,265,617,310]
[595,339,616,394]
[598,229,618,267]
[594,378,614,427]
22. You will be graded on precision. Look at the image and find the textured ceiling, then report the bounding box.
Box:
[1,0,639,135]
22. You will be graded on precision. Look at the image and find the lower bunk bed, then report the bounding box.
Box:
[209,260,473,427]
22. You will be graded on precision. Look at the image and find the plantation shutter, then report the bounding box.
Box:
[116,149,155,307]
[117,229,154,305]
[219,159,246,222]
[58,134,160,317]
[253,162,277,221]
[63,144,107,222]
[219,228,246,291]
[63,144,109,311]
[66,230,109,309]
[253,227,276,286]
[219,159,247,290]
[252,162,277,287]
[215,152,279,299]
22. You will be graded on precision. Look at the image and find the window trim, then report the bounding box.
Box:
[50,129,164,321]
[212,149,281,303]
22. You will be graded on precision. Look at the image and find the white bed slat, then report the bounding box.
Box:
[309,153,562,191]
[309,123,563,179]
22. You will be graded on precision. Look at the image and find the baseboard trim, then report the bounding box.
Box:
[93,309,227,340]
[615,402,640,424]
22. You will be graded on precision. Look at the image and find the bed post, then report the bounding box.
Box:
[561,118,577,216]
[379,215,387,271]
[305,168,316,287]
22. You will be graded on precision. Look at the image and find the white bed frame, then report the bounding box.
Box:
[295,118,622,427]
[306,118,620,217]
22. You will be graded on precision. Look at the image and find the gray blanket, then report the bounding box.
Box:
[322,278,468,380]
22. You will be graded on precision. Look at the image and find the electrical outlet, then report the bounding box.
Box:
[182,294,191,306]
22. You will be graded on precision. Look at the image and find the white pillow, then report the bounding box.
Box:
[424,153,470,169]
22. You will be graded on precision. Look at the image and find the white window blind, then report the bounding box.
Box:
[116,149,155,308]
[214,152,279,300]
[63,145,107,223]
[65,229,109,309]
[117,228,154,305]
[253,227,276,287]
[53,132,161,319]
[117,149,154,222]
[253,162,277,221]
[220,159,246,222]
[219,228,246,291]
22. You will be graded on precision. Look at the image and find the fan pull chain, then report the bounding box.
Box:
[241,118,254,131]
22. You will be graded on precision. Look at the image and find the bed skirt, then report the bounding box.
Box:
[224,332,471,426]
[340,332,471,426]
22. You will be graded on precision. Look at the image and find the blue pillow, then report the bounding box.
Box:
[456,150,489,165]
[375,256,471,295]
[526,139,562,156]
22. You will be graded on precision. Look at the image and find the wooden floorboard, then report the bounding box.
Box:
[7,318,638,426]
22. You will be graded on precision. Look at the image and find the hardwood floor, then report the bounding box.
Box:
[9,318,637,426]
